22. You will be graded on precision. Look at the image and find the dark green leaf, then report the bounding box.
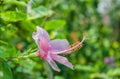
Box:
[0,61,13,79]
[0,50,5,59]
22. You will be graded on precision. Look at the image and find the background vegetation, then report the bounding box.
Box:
[0,0,120,79]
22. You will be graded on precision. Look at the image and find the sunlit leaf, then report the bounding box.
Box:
[90,73,110,79]
[0,11,27,22]
[75,65,98,72]
[54,76,64,79]
[107,68,120,77]
[45,20,66,30]
[4,0,27,6]
[28,6,53,20]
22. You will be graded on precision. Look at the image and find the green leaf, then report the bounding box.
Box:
[0,50,5,60]
[0,11,27,22]
[45,20,66,30]
[54,76,64,79]
[107,68,120,77]
[28,6,53,20]
[0,40,8,45]
[19,20,35,32]
[4,0,27,6]
[0,61,13,79]
[0,45,21,59]
[75,65,98,72]
[90,73,110,79]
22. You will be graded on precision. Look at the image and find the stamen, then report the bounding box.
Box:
[68,41,82,52]
[54,36,87,54]
[81,35,87,43]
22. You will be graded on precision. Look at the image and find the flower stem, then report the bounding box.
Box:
[44,61,53,79]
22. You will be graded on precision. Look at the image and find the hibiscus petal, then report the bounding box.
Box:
[32,26,50,56]
[32,26,50,42]
[49,39,70,54]
[36,26,50,41]
[39,37,49,53]
[51,54,73,69]
[45,53,60,72]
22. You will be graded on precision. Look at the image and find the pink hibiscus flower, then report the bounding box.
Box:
[32,26,86,72]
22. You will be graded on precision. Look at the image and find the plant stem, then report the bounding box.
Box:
[7,52,37,61]
[44,61,54,79]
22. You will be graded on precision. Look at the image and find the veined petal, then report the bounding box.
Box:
[32,26,50,42]
[32,33,49,53]
[39,37,49,53]
[49,39,69,54]
[36,26,50,41]
[32,26,50,55]
[45,53,60,72]
[32,26,50,48]
[51,54,73,69]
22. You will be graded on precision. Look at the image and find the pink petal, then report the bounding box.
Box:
[32,26,50,56]
[45,53,60,72]
[49,39,69,54]
[32,33,49,53]
[32,26,50,43]
[39,37,49,53]
[36,26,50,41]
[51,54,73,69]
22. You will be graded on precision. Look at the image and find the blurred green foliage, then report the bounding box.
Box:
[0,0,120,79]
